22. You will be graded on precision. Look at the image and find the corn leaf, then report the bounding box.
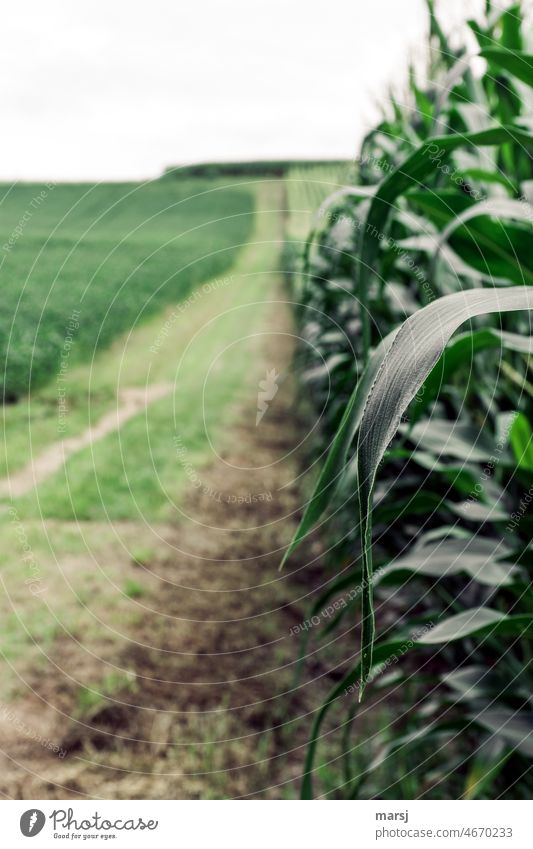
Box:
[510,412,533,471]
[301,637,408,799]
[357,286,533,696]
[481,49,533,87]
[357,125,533,356]
[279,327,399,569]
[380,537,517,587]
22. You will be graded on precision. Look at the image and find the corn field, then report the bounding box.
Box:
[286,1,533,799]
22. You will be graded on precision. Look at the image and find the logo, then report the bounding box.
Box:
[256,368,280,425]
[20,809,46,837]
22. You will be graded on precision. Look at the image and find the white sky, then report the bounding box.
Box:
[2,0,485,181]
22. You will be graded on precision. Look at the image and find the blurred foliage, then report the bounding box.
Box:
[287,0,533,799]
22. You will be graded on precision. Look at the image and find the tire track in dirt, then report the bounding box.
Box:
[0,384,174,499]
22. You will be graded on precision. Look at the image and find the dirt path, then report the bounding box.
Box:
[0,385,174,499]
[0,183,347,800]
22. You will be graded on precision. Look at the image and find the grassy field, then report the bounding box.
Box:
[0,177,348,800]
[284,162,350,241]
[4,191,282,520]
[0,177,257,507]
[0,179,285,686]
[0,175,268,689]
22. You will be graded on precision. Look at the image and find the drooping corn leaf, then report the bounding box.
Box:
[301,637,408,799]
[300,607,533,798]
[279,327,399,569]
[356,286,533,696]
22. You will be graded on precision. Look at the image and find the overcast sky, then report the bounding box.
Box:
[2,0,485,181]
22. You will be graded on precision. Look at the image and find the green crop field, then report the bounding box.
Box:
[0,177,254,400]
[285,162,351,240]
[3,0,533,806]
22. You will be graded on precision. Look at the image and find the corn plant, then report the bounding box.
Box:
[285,1,533,799]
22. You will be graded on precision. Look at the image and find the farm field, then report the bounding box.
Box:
[0,178,254,402]
[2,0,533,808]
[0,176,350,799]
[0,177,255,512]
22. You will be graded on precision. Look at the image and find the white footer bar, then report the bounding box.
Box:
[3,799,532,848]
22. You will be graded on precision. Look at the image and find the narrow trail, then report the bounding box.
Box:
[0,182,346,800]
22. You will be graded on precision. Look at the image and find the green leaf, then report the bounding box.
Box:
[300,606,533,796]
[457,167,516,194]
[356,286,533,695]
[402,418,496,462]
[301,638,407,799]
[500,4,522,52]
[419,609,533,644]
[468,19,495,52]
[380,536,517,587]
[449,499,508,523]
[367,722,459,775]
[279,327,399,569]
[358,126,533,356]
[442,665,494,701]
[420,607,503,643]
[481,49,533,87]
[463,738,510,800]
[432,55,473,132]
[426,0,452,59]
[510,412,533,471]
[473,708,533,758]
[432,197,533,286]
[417,329,533,419]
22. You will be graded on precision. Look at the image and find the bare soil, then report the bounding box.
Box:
[0,291,349,800]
